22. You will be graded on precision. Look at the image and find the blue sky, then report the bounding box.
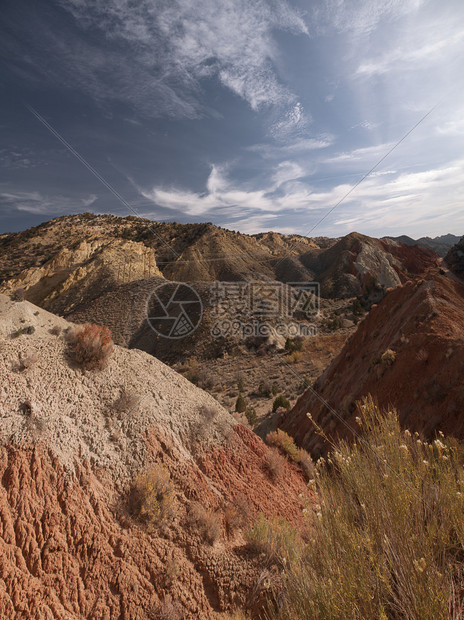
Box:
[1,0,464,238]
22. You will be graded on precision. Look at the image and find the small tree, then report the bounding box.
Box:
[235,394,247,413]
[272,394,290,412]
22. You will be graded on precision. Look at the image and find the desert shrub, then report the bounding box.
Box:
[197,368,216,390]
[245,406,257,426]
[271,383,280,396]
[224,495,252,535]
[381,348,396,367]
[231,411,250,426]
[129,466,176,528]
[11,288,26,301]
[266,429,299,461]
[267,397,464,619]
[188,503,221,544]
[224,502,248,536]
[296,448,315,479]
[114,387,141,415]
[297,377,310,394]
[152,596,182,620]
[258,381,272,397]
[11,325,35,338]
[265,448,285,480]
[287,350,303,364]
[352,298,365,316]
[181,357,200,385]
[285,337,303,353]
[272,394,290,412]
[235,394,247,413]
[21,400,46,439]
[69,324,113,369]
[49,325,62,336]
[236,372,245,392]
[246,514,302,567]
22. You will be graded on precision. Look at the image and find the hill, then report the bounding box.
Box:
[278,268,464,458]
[386,233,461,257]
[0,294,311,618]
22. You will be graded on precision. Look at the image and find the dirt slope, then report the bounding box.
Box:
[0,295,310,618]
[279,270,464,457]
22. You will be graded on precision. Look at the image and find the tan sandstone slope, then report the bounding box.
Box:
[0,294,310,618]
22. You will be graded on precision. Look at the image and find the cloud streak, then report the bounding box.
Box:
[0,190,97,215]
[139,157,464,236]
[59,0,309,119]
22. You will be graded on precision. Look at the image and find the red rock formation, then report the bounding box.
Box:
[280,271,464,457]
[0,427,310,619]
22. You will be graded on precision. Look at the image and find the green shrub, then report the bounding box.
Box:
[285,337,303,353]
[245,406,257,426]
[272,394,290,412]
[258,381,272,397]
[235,394,247,413]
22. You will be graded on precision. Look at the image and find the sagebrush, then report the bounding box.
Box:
[260,396,464,619]
[69,324,113,369]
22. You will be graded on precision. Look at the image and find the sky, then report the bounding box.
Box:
[1,0,464,238]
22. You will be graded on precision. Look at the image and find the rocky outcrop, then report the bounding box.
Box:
[279,270,464,457]
[445,236,464,279]
[0,239,162,315]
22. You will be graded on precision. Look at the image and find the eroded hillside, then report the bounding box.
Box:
[279,268,464,457]
[0,295,311,618]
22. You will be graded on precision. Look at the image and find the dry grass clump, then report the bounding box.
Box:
[129,466,176,528]
[67,324,113,369]
[265,448,286,480]
[114,386,141,415]
[266,396,464,619]
[188,503,221,545]
[246,514,303,568]
[266,430,299,461]
[151,596,182,620]
[381,348,396,367]
[266,429,314,478]
[224,495,252,536]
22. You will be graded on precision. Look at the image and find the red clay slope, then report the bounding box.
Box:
[280,270,464,457]
[0,428,310,619]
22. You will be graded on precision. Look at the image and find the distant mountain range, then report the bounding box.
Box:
[385,233,461,257]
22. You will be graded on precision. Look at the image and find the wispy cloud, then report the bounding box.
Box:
[312,0,424,35]
[58,0,309,120]
[139,157,464,237]
[247,134,334,159]
[356,31,464,77]
[0,190,97,215]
